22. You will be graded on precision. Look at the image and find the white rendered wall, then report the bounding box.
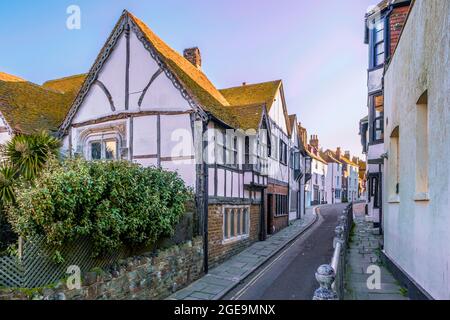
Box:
[383,0,450,299]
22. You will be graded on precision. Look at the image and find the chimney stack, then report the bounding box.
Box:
[345,151,351,159]
[183,47,202,69]
[310,134,319,149]
[336,147,341,159]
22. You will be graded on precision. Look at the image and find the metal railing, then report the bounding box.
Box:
[313,203,353,300]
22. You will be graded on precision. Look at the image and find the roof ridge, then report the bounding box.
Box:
[43,73,87,85]
[220,79,282,91]
[0,71,27,83]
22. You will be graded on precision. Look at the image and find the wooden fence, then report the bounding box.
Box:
[0,212,194,288]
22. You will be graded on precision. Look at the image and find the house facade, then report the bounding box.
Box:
[0,11,310,271]
[288,115,304,221]
[360,0,411,228]
[383,0,450,299]
[305,136,327,206]
[321,150,343,205]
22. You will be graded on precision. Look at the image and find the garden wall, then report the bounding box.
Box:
[0,236,203,300]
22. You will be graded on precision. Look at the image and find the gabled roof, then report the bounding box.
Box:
[59,11,243,132]
[321,150,342,164]
[2,11,288,135]
[340,155,359,168]
[0,72,75,134]
[219,80,281,109]
[128,13,230,110]
[306,146,327,165]
[220,80,292,137]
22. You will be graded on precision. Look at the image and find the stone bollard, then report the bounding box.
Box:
[333,225,345,249]
[339,215,347,226]
[313,265,338,300]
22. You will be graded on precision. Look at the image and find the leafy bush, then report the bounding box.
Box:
[0,131,60,253]
[7,158,193,259]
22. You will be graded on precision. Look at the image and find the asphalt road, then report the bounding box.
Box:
[223,204,347,300]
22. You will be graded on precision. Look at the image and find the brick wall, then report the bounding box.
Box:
[0,237,204,300]
[267,183,289,234]
[208,203,261,268]
[390,6,410,55]
[273,215,289,233]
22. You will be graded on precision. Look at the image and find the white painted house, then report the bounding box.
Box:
[321,150,343,205]
[305,136,327,207]
[383,0,450,299]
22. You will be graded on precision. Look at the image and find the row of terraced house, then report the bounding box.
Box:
[0,10,362,273]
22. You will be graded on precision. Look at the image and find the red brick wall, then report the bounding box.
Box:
[273,215,289,233]
[208,203,261,268]
[389,6,410,55]
[267,184,289,234]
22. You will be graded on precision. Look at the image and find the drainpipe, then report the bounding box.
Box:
[202,120,209,274]
[259,187,267,241]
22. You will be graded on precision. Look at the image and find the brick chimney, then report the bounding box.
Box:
[345,151,351,159]
[183,47,202,69]
[310,135,319,150]
[336,147,341,159]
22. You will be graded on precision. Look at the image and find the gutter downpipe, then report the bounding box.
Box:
[202,119,209,274]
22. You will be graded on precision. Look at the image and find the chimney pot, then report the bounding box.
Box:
[183,47,202,69]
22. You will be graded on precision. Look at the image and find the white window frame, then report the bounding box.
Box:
[222,205,250,244]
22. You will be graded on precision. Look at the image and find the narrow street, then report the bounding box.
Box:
[223,204,347,300]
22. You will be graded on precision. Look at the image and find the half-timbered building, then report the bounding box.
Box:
[0,10,307,270]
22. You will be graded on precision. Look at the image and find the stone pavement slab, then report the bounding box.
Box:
[168,206,319,300]
[344,204,408,300]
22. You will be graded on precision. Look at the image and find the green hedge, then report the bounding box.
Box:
[7,158,193,260]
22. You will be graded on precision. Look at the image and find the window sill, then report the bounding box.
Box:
[414,193,430,202]
[388,195,400,204]
[274,214,289,218]
[222,235,249,245]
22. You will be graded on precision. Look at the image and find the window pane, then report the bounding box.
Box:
[243,208,248,234]
[224,209,229,239]
[376,52,385,66]
[91,142,102,160]
[375,29,384,43]
[105,140,117,160]
[237,209,241,235]
[230,209,235,237]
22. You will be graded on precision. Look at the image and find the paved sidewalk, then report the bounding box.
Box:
[344,203,408,300]
[168,207,319,300]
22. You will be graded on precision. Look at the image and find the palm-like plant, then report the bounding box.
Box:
[3,131,61,181]
[0,165,17,205]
